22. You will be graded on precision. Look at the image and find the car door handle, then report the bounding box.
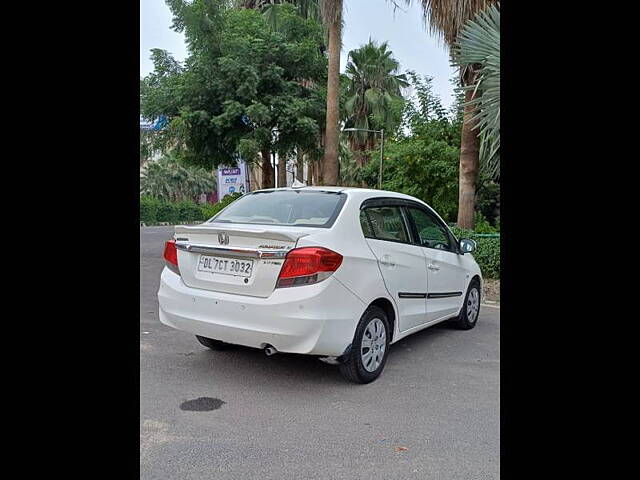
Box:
[427,264,440,271]
[380,254,395,268]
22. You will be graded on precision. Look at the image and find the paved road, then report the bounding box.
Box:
[141,226,500,479]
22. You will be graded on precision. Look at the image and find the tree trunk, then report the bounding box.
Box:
[261,148,273,189]
[348,136,366,168]
[277,153,287,188]
[249,163,260,192]
[355,144,367,167]
[311,160,318,186]
[296,149,304,182]
[317,156,324,185]
[307,153,315,186]
[457,88,480,229]
[322,0,342,186]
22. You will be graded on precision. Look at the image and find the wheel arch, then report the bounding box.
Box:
[470,274,482,300]
[368,297,397,343]
[455,274,483,317]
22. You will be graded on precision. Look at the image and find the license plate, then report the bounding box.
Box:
[197,255,254,278]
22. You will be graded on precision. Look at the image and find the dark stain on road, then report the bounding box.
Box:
[180,397,225,411]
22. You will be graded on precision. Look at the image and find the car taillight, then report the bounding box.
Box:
[163,239,180,275]
[276,247,342,288]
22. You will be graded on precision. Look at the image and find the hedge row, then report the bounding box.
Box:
[450,225,500,279]
[140,193,242,224]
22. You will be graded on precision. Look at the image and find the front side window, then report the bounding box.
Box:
[363,206,409,243]
[407,207,452,251]
[210,190,346,227]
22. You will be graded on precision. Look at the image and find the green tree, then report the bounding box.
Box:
[140,1,327,188]
[231,0,343,187]
[235,0,322,26]
[343,40,408,167]
[234,0,325,187]
[361,73,461,221]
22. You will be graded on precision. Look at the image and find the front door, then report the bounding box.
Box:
[361,206,429,332]
[404,207,467,323]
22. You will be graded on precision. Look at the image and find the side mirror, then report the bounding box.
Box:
[459,238,477,254]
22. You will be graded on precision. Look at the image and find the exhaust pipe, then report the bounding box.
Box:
[264,345,277,356]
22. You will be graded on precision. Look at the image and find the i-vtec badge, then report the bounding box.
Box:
[218,232,229,245]
[258,244,285,249]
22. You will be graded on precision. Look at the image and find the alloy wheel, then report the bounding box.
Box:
[361,318,386,372]
[467,287,480,323]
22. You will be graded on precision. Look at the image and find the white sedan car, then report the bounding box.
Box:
[158,186,482,383]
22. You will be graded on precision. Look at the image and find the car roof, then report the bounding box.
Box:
[249,186,446,223]
[251,186,417,200]
[241,186,451,230]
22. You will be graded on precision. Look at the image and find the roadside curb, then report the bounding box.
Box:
[482,303,500,309]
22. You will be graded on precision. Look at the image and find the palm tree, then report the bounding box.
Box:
[140,154,216,202]
[344,40,408,167]
[320,0,342,186]
[455,4,500,180]
[406,0,497,229]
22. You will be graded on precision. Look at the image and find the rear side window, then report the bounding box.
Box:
[360,210,374,238]
[362,206,409,243]
[210,190,346,228]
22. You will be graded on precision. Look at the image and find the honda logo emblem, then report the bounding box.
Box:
[218,232,229,245]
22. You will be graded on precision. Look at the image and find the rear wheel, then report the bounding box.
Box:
[195,335,233,350]
[450,279,481,330]
[339,306,390,384]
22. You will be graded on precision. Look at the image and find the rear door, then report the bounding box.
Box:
[361,204,428,332]
[404,207,467,322]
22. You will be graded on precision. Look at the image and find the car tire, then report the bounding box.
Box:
[339,306,390,384]
[195,335,233,350]
[450,279,481,330]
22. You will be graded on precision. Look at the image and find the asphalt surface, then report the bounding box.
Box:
[141,226,500,479]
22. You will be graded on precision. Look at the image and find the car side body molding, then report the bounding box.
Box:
[398,292,427,299]
[427,291,463,299]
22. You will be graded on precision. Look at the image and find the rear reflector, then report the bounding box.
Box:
[276,247,342,288]
[163,239,180,275]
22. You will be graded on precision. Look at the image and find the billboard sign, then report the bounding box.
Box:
[217,160,248,199]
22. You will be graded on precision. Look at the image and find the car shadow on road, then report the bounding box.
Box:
[384,321,455,365]
[184,344,346,387]
[177,321,460,389]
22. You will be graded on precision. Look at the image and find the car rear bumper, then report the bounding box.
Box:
[157,268,365,356]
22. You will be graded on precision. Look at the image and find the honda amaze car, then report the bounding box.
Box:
[158,186,482,383]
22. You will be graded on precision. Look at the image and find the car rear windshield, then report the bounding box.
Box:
[209,190,347,228]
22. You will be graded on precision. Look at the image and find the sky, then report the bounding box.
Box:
[140,0,457,110]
